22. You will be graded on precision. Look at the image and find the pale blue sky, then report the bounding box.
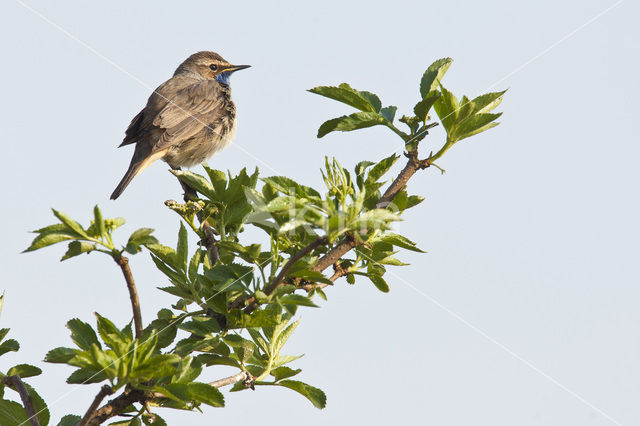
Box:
[1,0,639,425]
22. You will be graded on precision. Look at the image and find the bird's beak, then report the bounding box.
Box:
[225,64,251,73]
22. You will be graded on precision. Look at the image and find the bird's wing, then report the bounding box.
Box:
[151,80,224,144]
[119,109,145,147]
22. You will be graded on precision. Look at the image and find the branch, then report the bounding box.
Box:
[230,237,328,311]
[375,150,430,209]
[311,150,430,275]
[2,376,39,426]
[88,388,146,426]
[79,385,113,426]
[113,255,143,339]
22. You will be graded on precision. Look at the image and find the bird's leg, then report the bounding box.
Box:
[170,165,199,202]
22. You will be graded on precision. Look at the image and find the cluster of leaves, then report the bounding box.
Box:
[23,206,158,261]
[18,57,504,425]
[311,57,505,157]
[0,294,50,426]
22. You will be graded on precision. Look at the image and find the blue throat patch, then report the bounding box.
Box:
[215,72,231,85]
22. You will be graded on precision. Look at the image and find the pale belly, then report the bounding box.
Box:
[163,118,237,168]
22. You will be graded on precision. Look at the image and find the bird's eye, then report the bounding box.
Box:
[209,64,218,71]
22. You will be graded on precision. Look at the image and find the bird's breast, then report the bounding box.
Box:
[164,110,237,168]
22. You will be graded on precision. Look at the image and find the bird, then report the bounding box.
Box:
[110,51,250,200]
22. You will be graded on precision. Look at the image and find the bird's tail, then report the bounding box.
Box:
[110,161,145,200]
[111,147,168,200]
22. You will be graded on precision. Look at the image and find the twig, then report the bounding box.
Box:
[376,150,429,209]
[209,371,251,388]
[230,236,328,311]
[113,255,143,339]
[2,375,39,426]
[91,372,251,425]
[201,221,220,265]
[79,385,113,426]
[300,261,350,291]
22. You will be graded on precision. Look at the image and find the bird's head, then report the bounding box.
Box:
[175,51,250,85]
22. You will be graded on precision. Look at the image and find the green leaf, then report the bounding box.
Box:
[93,205,106,237]
[271,366,302,381]
[23,232,76,252]
[357,90,382,112]
[272,354,304,369]
[379,106,397,123]
[0,399,28,426]
[273,321,299,354]
[203,164,228,194]
[126,228,158,254]
[7,364,42,378]
[196,354,241,369]
[45,347,77,364]
[0,339,19,356]
[169,169,215,199]
[233,339,256,364]
[420,57,453,98]
[317,112,386,138]
[453,112,502,142]
[52,209,89,239]
[367,154,399,184]
[66,367,107,384]
[179,318,221,337]
[95,313,128,354]
[142,413,167,426]
[67,319,100,351]
[261,176,321,199]
[369,275,389,293]
[0,328,9,342]
[308,84,379,112]
[187,382,225,407]
[176,222,188,272]
[433,85,459,133]
[58,414,82,426]
[277,380,326,409]
[471,90,507,114]
[279,294,319,308]
[377,233,425,252]
[413,91,442,121]
[61,240,95,261]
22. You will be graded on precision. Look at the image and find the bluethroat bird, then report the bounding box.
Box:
[110,51,250,199]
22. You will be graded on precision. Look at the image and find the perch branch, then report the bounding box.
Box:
[201,220,220,265]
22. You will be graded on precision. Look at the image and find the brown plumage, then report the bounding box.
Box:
[111,51,250,200]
